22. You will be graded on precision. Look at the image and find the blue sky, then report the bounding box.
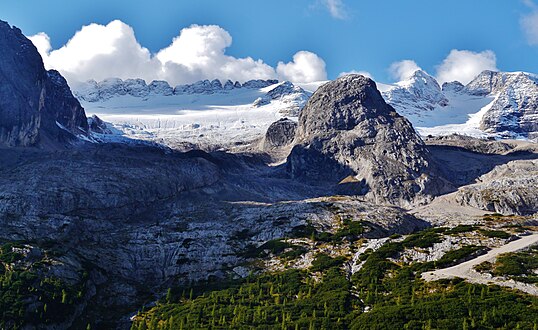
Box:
[1,0,537,84]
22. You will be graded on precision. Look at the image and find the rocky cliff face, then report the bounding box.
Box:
[454,159,538,215]
[464,70,506,96]
[467,71,538,138]
[0,20,88,147]
[288,74,448,207]
[0,144,430,327]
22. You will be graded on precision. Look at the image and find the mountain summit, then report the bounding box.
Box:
[383,69,448,113]
[0,20,88,147]
[288,74,448,207]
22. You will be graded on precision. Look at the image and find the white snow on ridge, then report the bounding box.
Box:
[80,82,309,149]
[415,94,497,138]
[77,70,538,149]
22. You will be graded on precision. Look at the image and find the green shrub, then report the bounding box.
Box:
[310,253,346,272]
[479,230,511,239]
[445,225,478,235]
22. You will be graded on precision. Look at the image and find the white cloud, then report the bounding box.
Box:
[388,60,422,81]
[338,70,373,79]
[28,32,51,59]
[30,21,159,84]
[435,49,497,84]
[155,24,276,85]
[322,0,348,20]
[276,51,327,83]
[29,21,326,86]
[521,0,538,45]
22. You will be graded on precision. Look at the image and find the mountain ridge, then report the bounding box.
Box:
[0,20,88,148]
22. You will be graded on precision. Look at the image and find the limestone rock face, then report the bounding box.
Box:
[455,159,538,215]
[465,70,538,138]
[263,118,297,149]
[0,20,88,147]
[288,74,448,207]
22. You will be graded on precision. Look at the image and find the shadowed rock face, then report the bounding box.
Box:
[288,74,449,207]
[0,20,88,147]
[264,118,297,149]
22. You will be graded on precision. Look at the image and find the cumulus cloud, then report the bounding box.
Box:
[29,21,326,86]
[30,21,159,84]
[155,24,276,85]
[521,0,538,45]
[322,0,348,20]
[388,60,422,81]
[276,51,327,83]
[338,70,373,79]
[28,32,51,58]
[435,49,497,84]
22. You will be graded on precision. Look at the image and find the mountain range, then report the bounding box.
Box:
[69,67,538,152]
[382,69,538,140]
[2,18,538,329]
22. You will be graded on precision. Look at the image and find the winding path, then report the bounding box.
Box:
[422,233,538,295]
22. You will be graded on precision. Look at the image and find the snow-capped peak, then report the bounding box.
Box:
[252,81,311,116]
[396,69,441,90]
[382,69,448,114]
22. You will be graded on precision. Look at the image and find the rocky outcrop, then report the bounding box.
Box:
[149,80,173,96]
[288,74,448,207]
[88,115,111,134]
[0,20,88,147]
[454,159,538,215]
[442,81,464,93]
[263,118,297,149]
[174,79,224,95]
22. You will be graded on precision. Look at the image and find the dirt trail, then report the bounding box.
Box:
[422,233,538,295]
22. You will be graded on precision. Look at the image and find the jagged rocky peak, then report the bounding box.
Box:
[174,79,219,94]
[75,77,282,101]
[242,79,278,88]
[288,74,449,207]
[383,69,448,112]
[75,78,175,101]
[463,70,506,95]
[464,70,538,97]
[441,81,464,93]
[124,78,150,97]
[457,70,538,137]
[0,20,88,147]
[149,80,173,95]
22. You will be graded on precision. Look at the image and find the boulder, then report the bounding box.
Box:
[263,118,297,149]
